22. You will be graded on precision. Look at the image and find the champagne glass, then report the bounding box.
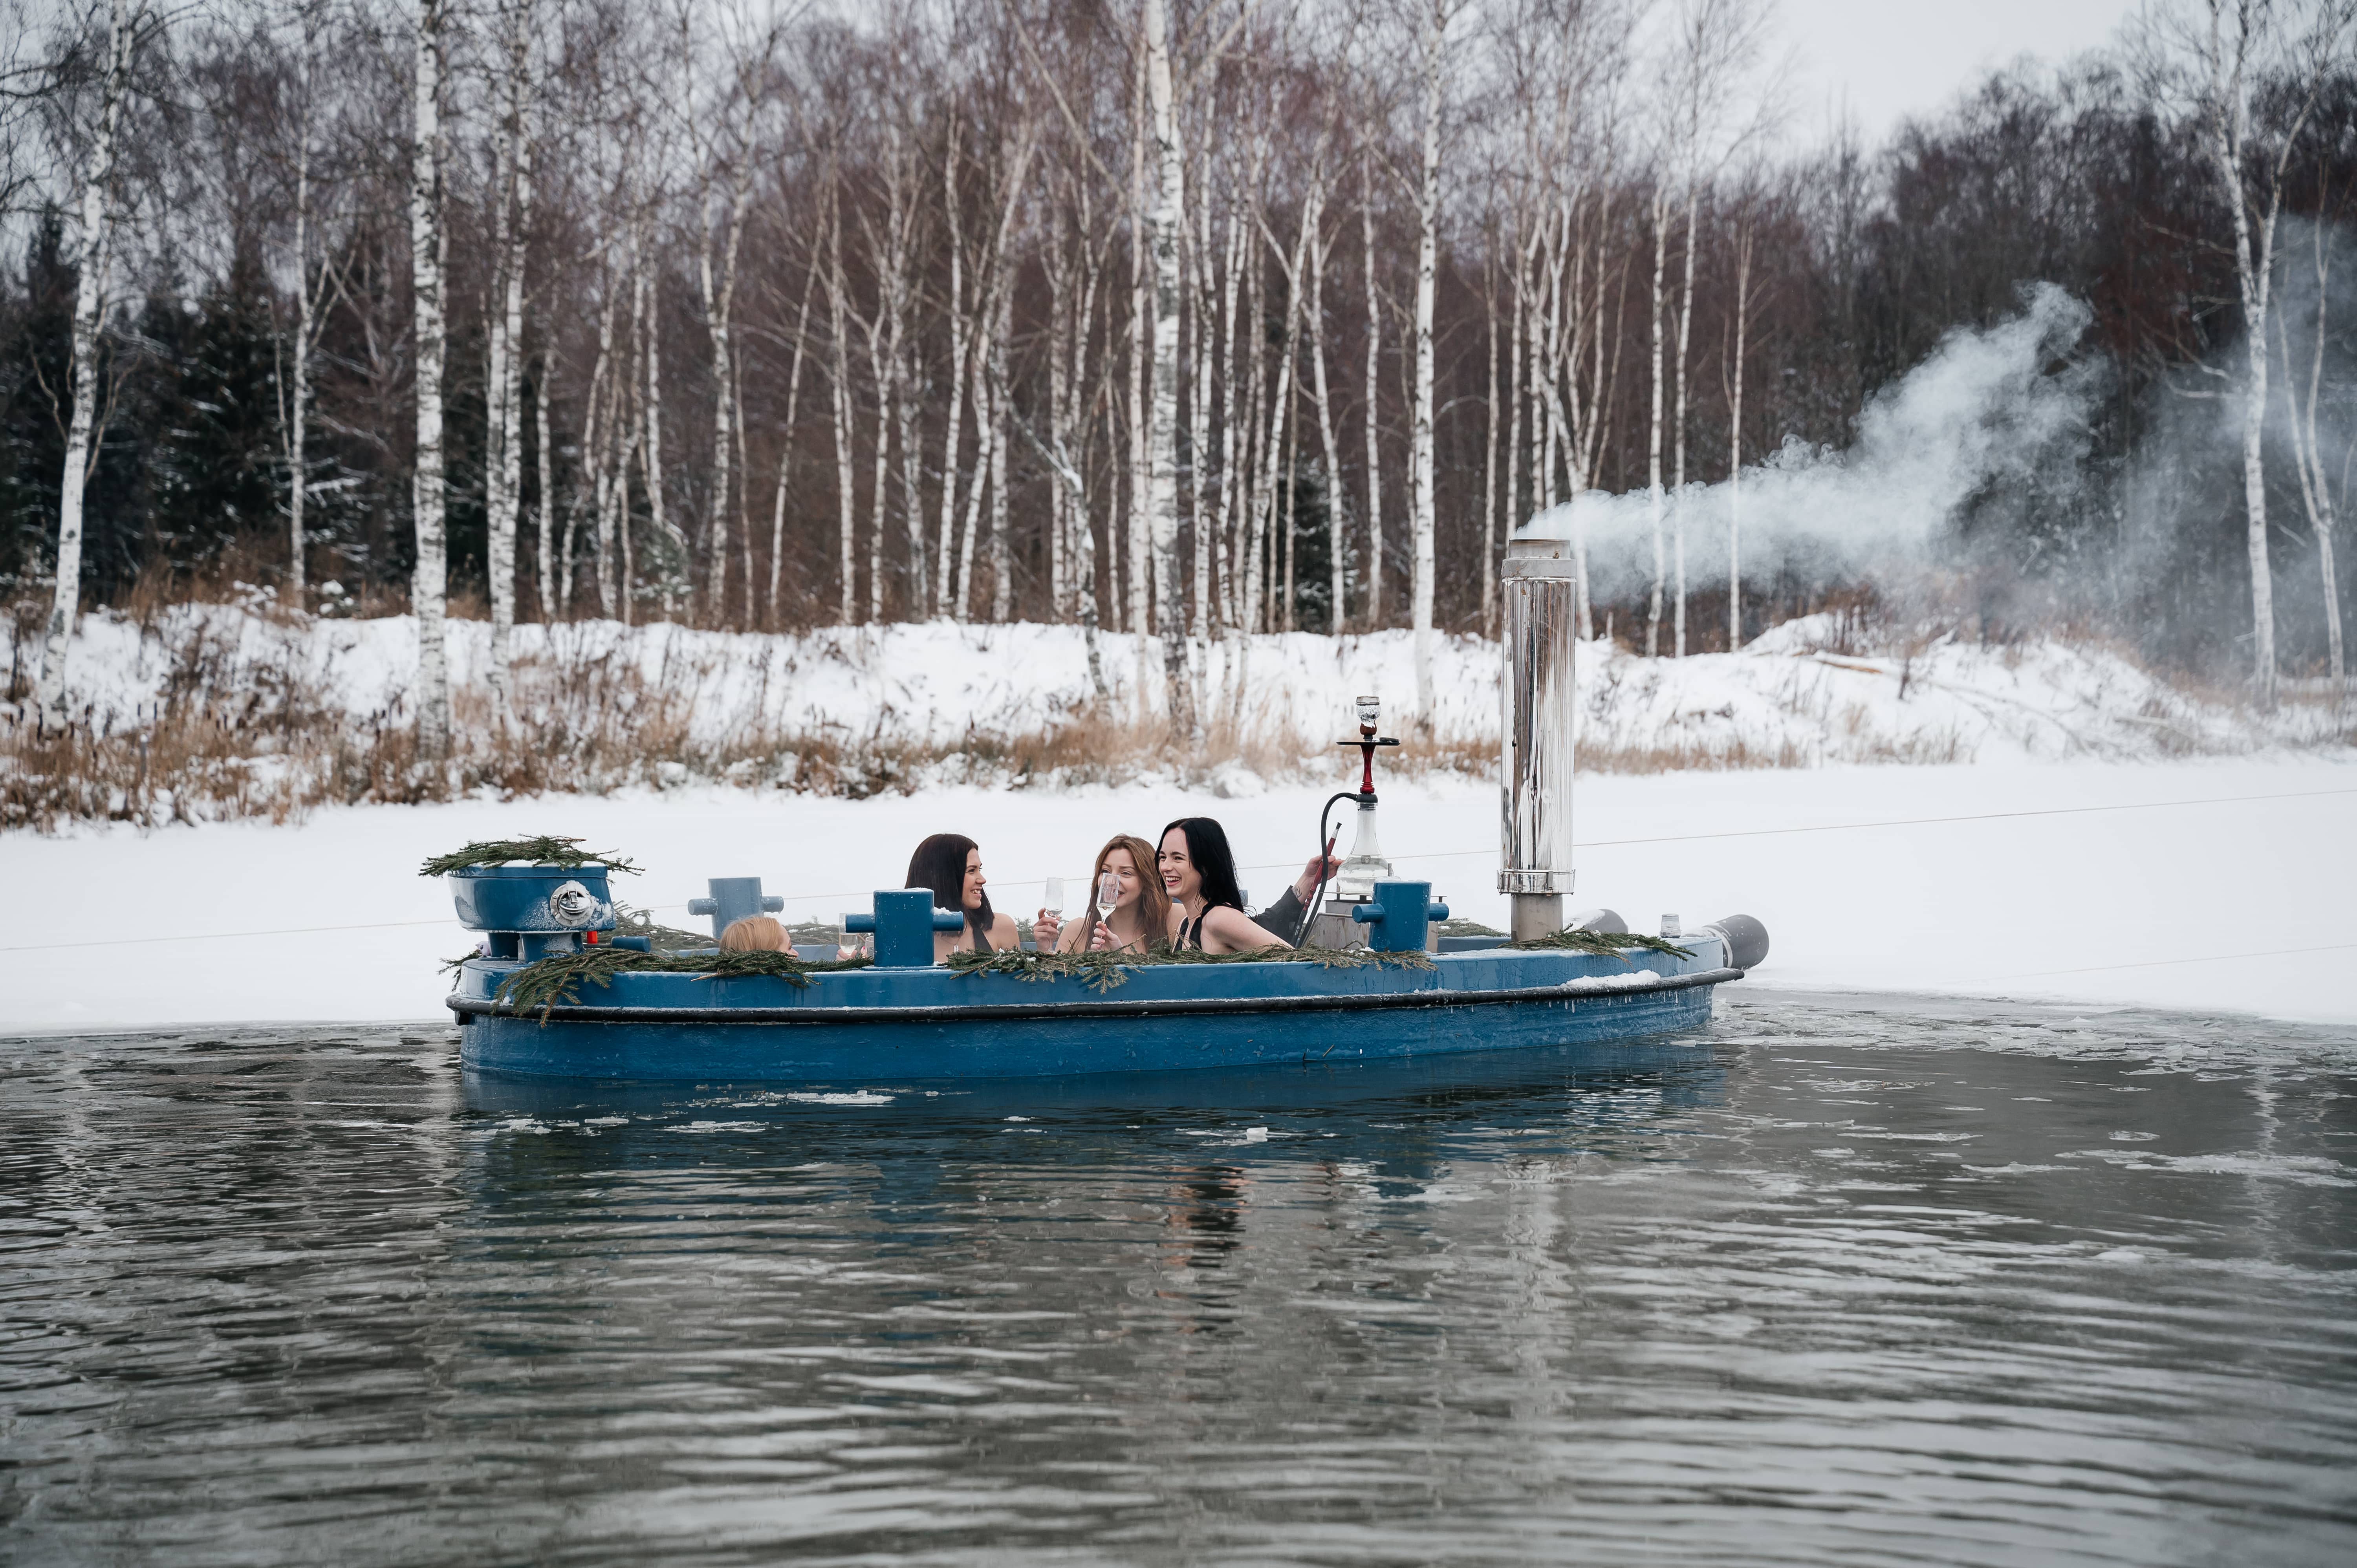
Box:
[1097,869,1121,916]
[1043,876,1066,917]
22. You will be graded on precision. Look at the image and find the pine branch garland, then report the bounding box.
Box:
[490,945,875,1020]
[946,942,1436,994]
[420,836,641,877]
[1507,929,1694,961]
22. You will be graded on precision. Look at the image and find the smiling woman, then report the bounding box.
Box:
[1159,818,1295,954]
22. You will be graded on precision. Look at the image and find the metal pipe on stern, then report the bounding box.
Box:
[1498,536,1580,940]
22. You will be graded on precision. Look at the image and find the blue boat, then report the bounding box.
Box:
[444,869,1765,1084]
[444,539,1767,1085]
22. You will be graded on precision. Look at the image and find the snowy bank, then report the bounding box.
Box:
[8,606,2346,827]
[1,758,2350,1030]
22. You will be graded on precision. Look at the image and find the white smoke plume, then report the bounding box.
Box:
[1521,282,2099,597]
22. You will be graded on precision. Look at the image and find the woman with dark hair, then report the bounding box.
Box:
[1157,818,1333,953]
[906,834,1020,961]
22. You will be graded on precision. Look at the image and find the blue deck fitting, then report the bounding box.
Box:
[1352,879,1451,951]
[686,876,786,940]
[842,889,967,966]
[448,864,617,934]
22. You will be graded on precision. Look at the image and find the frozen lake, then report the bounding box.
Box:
[4,757,2354,1028]
[5,993,2353,1564]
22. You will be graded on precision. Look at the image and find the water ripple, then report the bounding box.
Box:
[2,997,2353,1565]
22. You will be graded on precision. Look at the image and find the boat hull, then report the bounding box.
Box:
[451,942,1740,1085]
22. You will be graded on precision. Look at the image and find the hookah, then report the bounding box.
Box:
[1308,695,1400,935]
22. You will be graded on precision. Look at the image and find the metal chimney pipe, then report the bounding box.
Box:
[1498,536,1579,940]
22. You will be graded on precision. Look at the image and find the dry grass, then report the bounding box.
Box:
[5,587,2346,833]
[0,607,1473,831]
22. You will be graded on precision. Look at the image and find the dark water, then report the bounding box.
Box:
[4,994,2355,1567]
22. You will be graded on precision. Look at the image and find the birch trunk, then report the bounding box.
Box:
[1480,251,1498,637]
[1671,183,1698,658]
[770,254,817,623]
[535,358,554,621]
[621,254,646,626]
[698,172,751,626]
[2198,6,2277,703]
[890,214,924,623]
[1644,185,1670,657]
[1359,150,1384,631]
[582,277,618,617]
[37,0,139,725]
[989,282,1014,624]
[1214,204,1245,633]
[1048,201,1071,616]
[863,302,892,624]
[285,4,317,601]
[484,0,534,728]
[640,242,683,619]
[1127,54,1151,699]
[1503,223,1525,611]
[1188,196,1214,687]
[588,272,623,618]
[824,176,857,623]
[409,0,452,750]
[954,325,992,620]
[1142,0,1194,738]
[1409,0,1442,729]
[936,119,970,618]
[2277,232,2344,688]
[1306,203,1347,633]
[1727,217,1751,651]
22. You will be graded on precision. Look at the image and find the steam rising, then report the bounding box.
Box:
[1521,283,2099,595]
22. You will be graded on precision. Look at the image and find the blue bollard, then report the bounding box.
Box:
[842,890,967,967]
[448,864,616,934]
[1351,879,1451,953]
[686,876,787,941]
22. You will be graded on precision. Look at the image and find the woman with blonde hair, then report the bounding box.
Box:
[1033,834,1168,954]
[719,915,787,953]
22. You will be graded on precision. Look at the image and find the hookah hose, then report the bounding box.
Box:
[1306,791,1358,934]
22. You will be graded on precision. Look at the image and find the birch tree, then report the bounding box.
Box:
[1359,145,1385,631]
[280,0,339,606]
[1723,198,1754,650]
[2144,0,2357,703]
[680,5,777,629]
[410,0,452,753]
[1306,169,1350,632]
[2276,219,2344,692]
[1141,0,1194,738]
[1408,0,1452,730]
[483,0,537,728]
[35,0,145,727]
[1660,0,1775,658]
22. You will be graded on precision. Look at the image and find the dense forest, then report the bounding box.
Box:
[2,0,2352,740]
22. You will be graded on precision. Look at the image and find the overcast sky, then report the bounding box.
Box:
[1775,0,2141,143]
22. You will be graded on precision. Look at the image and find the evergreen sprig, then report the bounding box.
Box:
[946,942,1435,994]
[613,904,721,953]
[421,836,641,877]
[1507,928,1694,961]
[490,944,875,1020]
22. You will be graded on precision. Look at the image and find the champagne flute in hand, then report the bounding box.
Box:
[1094,869,1122,946]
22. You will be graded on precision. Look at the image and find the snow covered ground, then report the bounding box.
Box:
[23,606,2348,794]
[3,756,2350,1030]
